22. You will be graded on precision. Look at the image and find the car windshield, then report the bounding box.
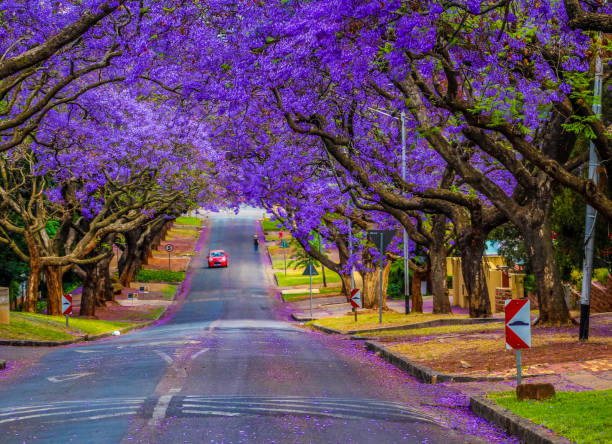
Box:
[210,251,225,258]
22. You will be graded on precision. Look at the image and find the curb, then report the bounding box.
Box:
[365,341,521,384]
[469,395,570,444]
[312,316,502,336]
[291,313,315,322]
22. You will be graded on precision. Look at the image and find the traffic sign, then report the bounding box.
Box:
[505,299,531,349]
[62,294,72,315]
[367,229,395,251]
[302,262,319,276]
[165,244,174,252]
[350,288,362,308]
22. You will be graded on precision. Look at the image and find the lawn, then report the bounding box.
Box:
[0,313,135,341]
[159,284,179,300]
[282,286,343,302]
[262,219,282,231]
[489,390,612,443]
[175,216,203,226]
[309,312,467,332]
[166,227,200,239]
[275,269,341,287]
[353,322,502,338]
[135,269,186,283]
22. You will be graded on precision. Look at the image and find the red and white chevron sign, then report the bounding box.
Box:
[505,299,531,349]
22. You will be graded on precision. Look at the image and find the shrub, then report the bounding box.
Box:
[593,268,609,285]
[135,269,185,283]
[446,275,453,289]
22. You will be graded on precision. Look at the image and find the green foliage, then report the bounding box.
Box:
[8,280,19,305]
[387,259,405,299]
[489,223,529,272]
[36,301,47,313]
[489,390,612,444]
[571,269,583,292]
[134,269,185,283]
[523,274,535,292]
[45,220,60,238]
[286,238,322,270]
[593,268,608,285]
[447,275,453,289]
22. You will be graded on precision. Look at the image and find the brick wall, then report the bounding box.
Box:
[495,287,511,313]
[591,280,612,313]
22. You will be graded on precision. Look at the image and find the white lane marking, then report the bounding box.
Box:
[47,372,93,383]
[148,388,181,425]
[190,348,210,360]
[46,411,139,423]
[117,340,200,349]
[183,409,240,416]
[74,350,100,354]
[183,406,363,420]
[0,401,142,417]
[0,406,137,424]
[154,351,173,364]
[0,398,145,413]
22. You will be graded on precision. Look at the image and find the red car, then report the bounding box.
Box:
[207,250,228,268]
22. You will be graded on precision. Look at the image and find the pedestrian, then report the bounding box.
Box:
[253,234,259,252]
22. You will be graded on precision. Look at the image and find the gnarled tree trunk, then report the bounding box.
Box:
[523,219,570,324]
[80,262,98,317]
[44,265,64,316]
[457,227,491,318]
[429,215,451,313]
[23,232,40,313]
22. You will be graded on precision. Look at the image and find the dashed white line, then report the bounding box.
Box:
[190,348,210,360]
[148,388,181,425]
[154,351,174,364]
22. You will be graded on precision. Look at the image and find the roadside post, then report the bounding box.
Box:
[280,238,290,276]
[367,230,395,324]
[505,299,531,385]
[62,294,72,327]
[303,261,319,319]
[350,288,362,322]
[165,244,174,271]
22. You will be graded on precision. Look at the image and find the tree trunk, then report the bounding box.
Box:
[457,228,491,318]
[119,229,142,286]
[80,263,98,317]
[340,273,352,302]
[523,220,570,324]
[429,215,451,313]
[44,265,64,316]
[23,233,40,313]
[96,254,114,304]
[359,263,390,309]
[411,270,425,313]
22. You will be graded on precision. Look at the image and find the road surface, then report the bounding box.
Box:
[0,210,496,443]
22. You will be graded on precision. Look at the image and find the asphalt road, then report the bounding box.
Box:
[0,210,489,443]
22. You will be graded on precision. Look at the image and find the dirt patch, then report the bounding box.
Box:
[386,316,612,376]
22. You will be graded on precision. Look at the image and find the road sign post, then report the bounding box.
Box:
[367,230,395,324]
[280,239,290,277]
[62,294,72,327]
[505,299,531,386]
[165,244,174,271]
[350,288,362,322]
[303,261,319,319]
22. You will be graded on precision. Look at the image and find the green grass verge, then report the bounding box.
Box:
[282,286,343,302]
[262,220,282,231]
[489,390,612,444]
[135,269,185,283]
[309,312,468,332]
[0,312,134,341]
[275,269,341,287]
[353,322,502,338]
[175,216,203,226]
[159,284,178,300]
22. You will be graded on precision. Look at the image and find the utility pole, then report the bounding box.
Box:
[318,232,327,287]
[580,51,603,341]
[401,111,410,314]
